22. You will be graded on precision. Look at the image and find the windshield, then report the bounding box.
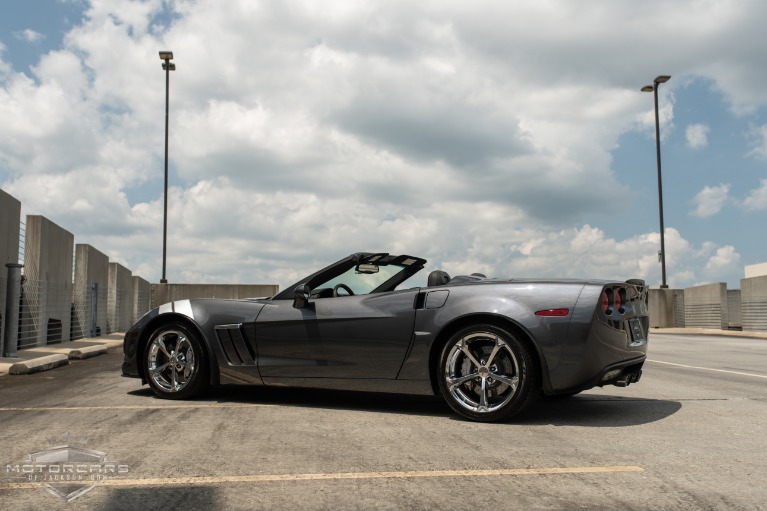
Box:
[315,263,407,295]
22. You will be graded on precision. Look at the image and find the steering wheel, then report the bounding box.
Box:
[333,283,355,297]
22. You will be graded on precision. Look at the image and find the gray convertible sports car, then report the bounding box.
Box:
[122,252,649,422]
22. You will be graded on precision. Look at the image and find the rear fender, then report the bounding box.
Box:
[399,285,584,392]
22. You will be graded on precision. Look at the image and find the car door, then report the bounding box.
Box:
[255,288,419,379]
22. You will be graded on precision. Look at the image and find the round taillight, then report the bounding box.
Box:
[614,289,622,312]
[600,290,609,314]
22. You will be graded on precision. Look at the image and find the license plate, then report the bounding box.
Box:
[629,319,645,344]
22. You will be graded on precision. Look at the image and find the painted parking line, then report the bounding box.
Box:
[0,403,277,412]
[0,466,644,490]
[647,359,767,379]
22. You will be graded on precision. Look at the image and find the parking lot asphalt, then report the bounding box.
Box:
[0,330,766,510]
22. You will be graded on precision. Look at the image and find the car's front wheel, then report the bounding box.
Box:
[438,324,540,422]
[144,322,209,399]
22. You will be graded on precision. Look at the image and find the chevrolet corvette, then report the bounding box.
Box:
[122,252,649,422]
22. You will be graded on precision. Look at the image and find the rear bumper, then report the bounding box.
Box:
[546,308,648,394]
[548,355,645,396]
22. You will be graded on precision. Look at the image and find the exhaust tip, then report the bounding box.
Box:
[614,369,642,387]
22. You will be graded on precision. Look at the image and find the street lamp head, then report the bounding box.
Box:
[159,51,174,60]
[162,62,176,71]
[654,75,671,84]
[641,85,655,92]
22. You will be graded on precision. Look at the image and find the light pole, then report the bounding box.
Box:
[159,51,175,284]
[641,75,671,289]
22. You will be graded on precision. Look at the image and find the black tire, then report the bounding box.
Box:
[144,322,210,400]
[438,324,540,422]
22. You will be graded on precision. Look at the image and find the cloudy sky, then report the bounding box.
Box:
[1,0,766,291]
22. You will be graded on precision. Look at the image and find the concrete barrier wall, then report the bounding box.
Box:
[152,284,279,308]
[20,215,74,346]
[649,288,684,328]
[132,276,151,323]
[108,262,133,333]
[73,244,109,338]
[727,290,742,329]
[684,283,729,330]
[0,189,21,351]
[0,189,20,266]
[741,276,767,332]
[673,292,686,328]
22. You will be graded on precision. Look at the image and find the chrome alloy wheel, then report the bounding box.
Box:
[444,332,520,414]
[147,329,197,393]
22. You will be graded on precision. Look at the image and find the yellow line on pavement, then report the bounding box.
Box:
[647,359,767,379]
[0,403,276,412]
[0,466,644,489]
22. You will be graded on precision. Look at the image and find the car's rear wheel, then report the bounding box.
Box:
[144,322,209,400]
[438,324,540,422]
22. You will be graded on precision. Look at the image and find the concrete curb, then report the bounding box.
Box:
[0,333,125,377]
[8,354,70,375]
[68,345,109,360]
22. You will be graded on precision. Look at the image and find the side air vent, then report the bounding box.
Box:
[215,324,256,366]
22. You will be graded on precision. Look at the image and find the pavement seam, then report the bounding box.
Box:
[0,465,645,489]
[0,404,278,411]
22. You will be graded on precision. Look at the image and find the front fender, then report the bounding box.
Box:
[124,299,264,386]
[123,300,212,384]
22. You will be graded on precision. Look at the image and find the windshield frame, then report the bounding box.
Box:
[273,252,427,300]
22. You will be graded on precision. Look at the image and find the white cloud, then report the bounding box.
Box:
[2,0,766,290]
[743,179,767,210]
[747,124,767,160]
[686,123,710,149]
[14,29,45,44]
[703,246,741,282]
[637,95,676,143]
[0,44,10,77]
[691,184,730,217]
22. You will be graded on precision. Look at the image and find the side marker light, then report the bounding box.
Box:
[535,309,570,317]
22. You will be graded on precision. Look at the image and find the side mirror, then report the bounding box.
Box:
[293,284,312,309]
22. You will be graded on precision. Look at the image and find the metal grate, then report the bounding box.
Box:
[684,303,724,330]
[742,302,767,332]
[17,279,73,348]
[71,281,108,340]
